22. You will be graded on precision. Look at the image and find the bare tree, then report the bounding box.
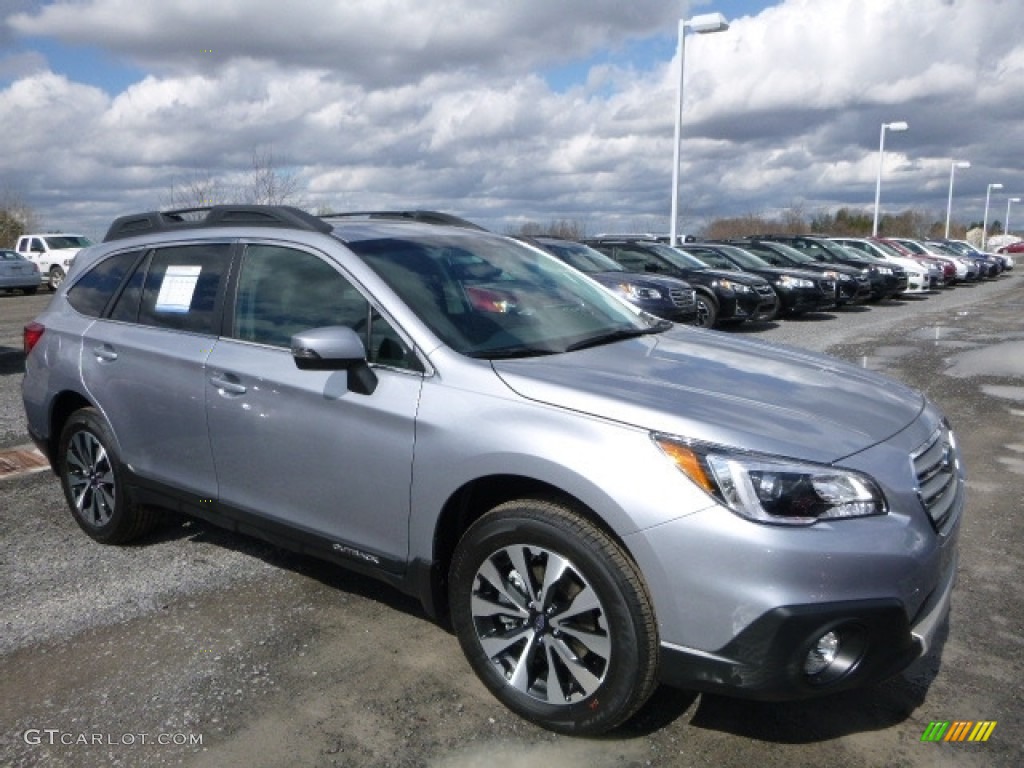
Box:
[243,149,302,206]
[507,218,588,239]
[164,172,231,211]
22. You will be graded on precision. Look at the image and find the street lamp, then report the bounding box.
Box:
[872,121,909,236]
[670,12,729,246]
[1007,197,1021,238]
[982,182,1003,251]
[944,160,970,238]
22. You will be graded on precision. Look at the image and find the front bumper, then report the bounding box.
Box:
[658,547,956,699]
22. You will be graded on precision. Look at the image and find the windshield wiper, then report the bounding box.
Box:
[473,345,560,360]
[565,323,668,352]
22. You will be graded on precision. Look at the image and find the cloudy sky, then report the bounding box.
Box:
[2,0,1022,239]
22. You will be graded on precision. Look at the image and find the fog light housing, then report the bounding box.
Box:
[804,631,840,676]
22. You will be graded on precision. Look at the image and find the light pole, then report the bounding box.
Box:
[982,183,1003,251]
[872,121,909,236]
[944,160,970,238]
[670,12,729,246]
[1007,197,1021,238]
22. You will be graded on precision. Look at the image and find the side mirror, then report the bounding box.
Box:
[291,326,377,395]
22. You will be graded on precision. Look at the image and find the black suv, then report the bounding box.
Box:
[681,242,837,317]
[583,238,776,327]
[750,235,906,300]
[521,237,698,324]
[726,239,872,305]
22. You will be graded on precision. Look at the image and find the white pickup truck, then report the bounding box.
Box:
[15,233,93,290]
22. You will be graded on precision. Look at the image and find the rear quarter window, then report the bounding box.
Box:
[66,251,142,317]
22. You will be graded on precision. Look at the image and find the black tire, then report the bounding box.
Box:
[449,500,659,735]
[48,266,65,291]
[57,408,159,544]
[693,293,719,328]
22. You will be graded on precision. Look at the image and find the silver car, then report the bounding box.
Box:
[0,248,40,294]
[22,206,964,735]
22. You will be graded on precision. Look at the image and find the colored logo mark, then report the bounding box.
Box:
[921,721,997,742]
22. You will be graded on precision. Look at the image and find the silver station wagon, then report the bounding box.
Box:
[22,206,964,735]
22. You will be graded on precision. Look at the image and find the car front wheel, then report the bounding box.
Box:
[693,293,719,328]
[449,499,659,735]
[57,408,159,544]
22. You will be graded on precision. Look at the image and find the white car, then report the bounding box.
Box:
[14,233,93,290]
[830,237,933,293]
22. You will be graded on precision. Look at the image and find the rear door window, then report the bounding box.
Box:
[133,244,232,334]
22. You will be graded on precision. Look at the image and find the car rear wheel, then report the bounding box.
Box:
[57,408,160,544]
[448,499,659,735]
[693,293,719,328]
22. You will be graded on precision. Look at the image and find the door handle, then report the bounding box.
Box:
[92,345,118,362]
[209,374,247,396]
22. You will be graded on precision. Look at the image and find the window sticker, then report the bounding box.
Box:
[155,266,202,313]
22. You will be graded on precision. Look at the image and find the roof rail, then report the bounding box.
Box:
[322,210,487,231]
[103,205,333,242]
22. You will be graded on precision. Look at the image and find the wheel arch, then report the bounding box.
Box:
[426,474,632,622]
[44,390,94,467]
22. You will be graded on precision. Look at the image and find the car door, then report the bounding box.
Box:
[80,242,231,500]
[205,241,423,569]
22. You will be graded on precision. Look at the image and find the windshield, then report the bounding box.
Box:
[44,235,92,249]
[746,241,812,265]
[681,247,738,271]
[711,245,770,270]
[650,243,708,270]
[536,240,625,274]
[863,240,904,258]
[349,232,661,359]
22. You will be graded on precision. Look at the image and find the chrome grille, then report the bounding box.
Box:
[669,288,696,309]
[912,426,962,533]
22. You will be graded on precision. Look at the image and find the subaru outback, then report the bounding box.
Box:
[22,205,963,735]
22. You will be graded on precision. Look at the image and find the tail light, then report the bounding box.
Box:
[24,322,45,355]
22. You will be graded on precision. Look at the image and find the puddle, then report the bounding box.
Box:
[997,456,1024,474]
[980,385,1024,402]
[910,325,963,341]
[872,345,918,358]
[945,341,1024,378]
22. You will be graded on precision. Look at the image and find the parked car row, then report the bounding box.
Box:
[522,234,1012,330]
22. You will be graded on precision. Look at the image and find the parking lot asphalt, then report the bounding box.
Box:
[1,278,1022,767]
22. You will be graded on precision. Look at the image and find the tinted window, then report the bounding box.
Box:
[66,250,141,317]
[136,244,231,334]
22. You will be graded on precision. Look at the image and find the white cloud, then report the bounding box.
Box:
[1,0,1022,237]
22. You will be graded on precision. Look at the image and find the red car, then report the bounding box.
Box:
[996,241,1024,254]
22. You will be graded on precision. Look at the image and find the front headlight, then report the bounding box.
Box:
[654,436,887,525]
[618,283,662,301]
[876,266,893,275]
[715,279,753,293]
[777,275,814,288]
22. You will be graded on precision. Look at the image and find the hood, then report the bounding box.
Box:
[698,267,767,286]
[592,270,690,290]
[749,266,830,282]
[492,327,924,463]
